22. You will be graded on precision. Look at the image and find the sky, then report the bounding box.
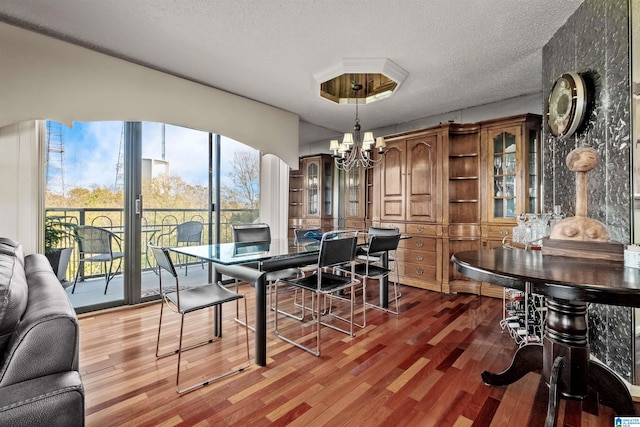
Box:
[46,120,258,193]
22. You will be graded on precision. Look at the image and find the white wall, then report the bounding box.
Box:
[0,121,43,254]
[0,21,302,252]
[0,22,299,168]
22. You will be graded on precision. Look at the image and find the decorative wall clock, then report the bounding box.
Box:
[546,72,588,139]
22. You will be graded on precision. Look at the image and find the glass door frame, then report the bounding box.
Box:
[72,122,218,312]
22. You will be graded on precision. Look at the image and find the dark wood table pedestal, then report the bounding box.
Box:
[452,249,640,426]
[480,300,634,426]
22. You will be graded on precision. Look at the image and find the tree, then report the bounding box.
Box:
[221,151,260,209]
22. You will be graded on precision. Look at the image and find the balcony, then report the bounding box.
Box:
[46,206,259,310]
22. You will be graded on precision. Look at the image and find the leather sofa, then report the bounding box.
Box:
[0,238,84,426]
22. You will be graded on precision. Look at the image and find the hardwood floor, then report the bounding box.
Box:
[79,284,632,426]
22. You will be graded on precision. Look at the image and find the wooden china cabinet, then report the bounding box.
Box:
[288,154,335,237]
[479,114,541,297]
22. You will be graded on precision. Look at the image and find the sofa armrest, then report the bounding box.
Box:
[0,256,79,387]
[0,371,84,427]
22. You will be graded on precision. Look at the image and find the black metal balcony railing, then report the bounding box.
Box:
[45,207,259,282]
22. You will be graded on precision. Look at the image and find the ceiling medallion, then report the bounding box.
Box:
[313,58,408,105]
[546,72,588,139]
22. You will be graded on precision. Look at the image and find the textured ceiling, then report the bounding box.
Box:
[0,0,584,146]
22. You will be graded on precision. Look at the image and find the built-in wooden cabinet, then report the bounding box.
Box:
[443,123,482,295]
[374,131,443,292]
[380,135,440,223]
[288,114,541,298]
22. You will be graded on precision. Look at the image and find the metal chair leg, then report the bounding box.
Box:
[156,297,251,395]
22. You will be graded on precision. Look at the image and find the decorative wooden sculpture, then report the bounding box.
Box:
[543,147,623,260]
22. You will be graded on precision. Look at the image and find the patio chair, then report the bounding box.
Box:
[274,230,360,356]
[72,225,124,295]
[149,244,250,394]
[156,220,204,276]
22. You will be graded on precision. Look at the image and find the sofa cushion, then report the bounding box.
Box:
[0,239,28,354]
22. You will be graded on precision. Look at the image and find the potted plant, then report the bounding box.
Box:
[44,216,77,286]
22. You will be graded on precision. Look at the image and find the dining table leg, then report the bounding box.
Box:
[380,251,389,308]
[214,264,267,366]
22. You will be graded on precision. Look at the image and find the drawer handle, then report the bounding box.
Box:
[500,229,509,235]
[416,268,424,275]
[416,256,424,261]
[416,242,424,248]
[417,226,424,232]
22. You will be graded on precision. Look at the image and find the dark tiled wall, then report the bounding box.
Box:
[542,0,633,382]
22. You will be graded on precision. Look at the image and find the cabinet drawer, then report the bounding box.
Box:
[345,219,365,230]
[485,224,513,238]
[289,218,304,227]
[374,222,406,233]
[399,262,437,281]
[449,224,481,238]
[406,223,438,236]
[402,249,437,266]
[321,219,336,230]
[401,236,436,251]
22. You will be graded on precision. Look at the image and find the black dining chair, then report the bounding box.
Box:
[274,230,360,356]
[363,226,402,308]
[342,232,401,327]
[231,223,302,329]
[149,243,250,394]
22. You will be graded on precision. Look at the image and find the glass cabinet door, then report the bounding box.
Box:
[346,165,360,217]
[492,131,517,219]
[307,161,319,216]
[485,117,541,224]
[527,129,539,213]
[323,160,333,216]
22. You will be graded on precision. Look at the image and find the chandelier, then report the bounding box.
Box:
[329,83,386,171]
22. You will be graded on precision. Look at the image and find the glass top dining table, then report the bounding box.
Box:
[170,238,319,266]
[169,238,326,367]
[168,234,388,367]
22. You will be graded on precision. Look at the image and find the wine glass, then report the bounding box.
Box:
[495,179,503,197]
[494,156,502,175]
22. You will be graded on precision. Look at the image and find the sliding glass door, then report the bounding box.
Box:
[45,121,127,311]
[139,123,212,299]
[45,120,260,313]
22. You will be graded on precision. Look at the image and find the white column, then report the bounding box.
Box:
[259,154,290,241]
[0,120,44,254]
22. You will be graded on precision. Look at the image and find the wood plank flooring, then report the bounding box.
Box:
[78,284,634,426]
